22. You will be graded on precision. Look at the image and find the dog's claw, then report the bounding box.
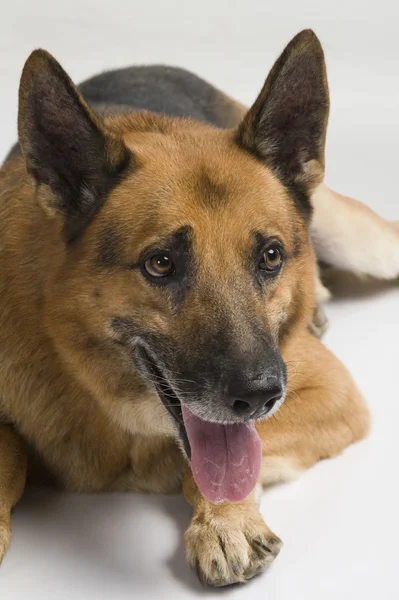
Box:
[252,539,273,554]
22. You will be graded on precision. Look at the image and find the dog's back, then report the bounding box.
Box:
[79,65,245,126]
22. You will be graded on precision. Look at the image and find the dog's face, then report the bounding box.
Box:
[18,29,328,502]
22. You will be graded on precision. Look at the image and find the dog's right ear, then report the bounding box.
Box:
[18,50,131,242]
[236,30,329,220]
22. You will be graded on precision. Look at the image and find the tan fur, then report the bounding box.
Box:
[0,426,27,563]
[0,126,370,581]
[0,31,373,586]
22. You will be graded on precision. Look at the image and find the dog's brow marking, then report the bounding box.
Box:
[97,225,124,267]
[291,227,301,257]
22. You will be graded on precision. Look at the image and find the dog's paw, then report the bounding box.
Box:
[185,509,282,587]
[309,303,329,338]
[0,520,11,564]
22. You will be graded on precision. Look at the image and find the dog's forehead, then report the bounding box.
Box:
[119,129,296,231]
[96,128,301,268]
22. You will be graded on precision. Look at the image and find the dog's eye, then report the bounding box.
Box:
[259,246,282,272]
[144,253,175,278]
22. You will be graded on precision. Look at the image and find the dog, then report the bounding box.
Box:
[0,29,395,586]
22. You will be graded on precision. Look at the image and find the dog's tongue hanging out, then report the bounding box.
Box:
[181,405,262,503]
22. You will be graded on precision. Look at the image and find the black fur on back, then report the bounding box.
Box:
[4,65,242,163]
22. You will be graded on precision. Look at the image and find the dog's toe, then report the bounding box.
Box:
[244,535,282,580]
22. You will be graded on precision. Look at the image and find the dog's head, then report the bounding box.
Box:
[18,29,328,503]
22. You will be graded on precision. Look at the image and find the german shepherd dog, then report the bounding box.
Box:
[0,29,397,586]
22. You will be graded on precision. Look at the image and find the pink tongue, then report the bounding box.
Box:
[182,405,262,504]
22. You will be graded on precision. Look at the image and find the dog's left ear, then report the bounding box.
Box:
[236,29,329,218]
[18,49,131,242]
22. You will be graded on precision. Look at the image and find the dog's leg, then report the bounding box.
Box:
[183,470,282,586]
[311,183,399,279]
[309,181,399,337]
[0,424,27,563]
[258,332,370,486]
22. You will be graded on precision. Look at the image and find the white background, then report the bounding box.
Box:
[0,1,398,599]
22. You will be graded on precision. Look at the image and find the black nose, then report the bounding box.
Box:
[225,373,283,419]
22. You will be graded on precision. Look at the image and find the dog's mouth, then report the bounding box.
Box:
[135,346,262,504]
[136,347,191,459]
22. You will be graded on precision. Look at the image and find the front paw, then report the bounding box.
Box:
[309,303,329,338]
[0,519,11,564]
[185,508,282,587]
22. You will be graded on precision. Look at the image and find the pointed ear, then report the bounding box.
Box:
[236,29,329,219]
[18,50,131,242]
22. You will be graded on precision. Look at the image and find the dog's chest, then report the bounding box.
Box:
[109,435,186,495]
